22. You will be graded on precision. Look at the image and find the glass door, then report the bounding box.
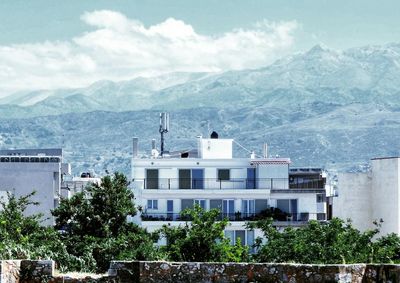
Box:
[179,169,191,189]
[167,200,173,220]
[146,169,159,189]
[223,199,235,220]
[192,169,204,189]
[247,168,256,189]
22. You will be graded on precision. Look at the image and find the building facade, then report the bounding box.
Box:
[131,134,328,247]
[334,157,400,235]
[0,148,71,226]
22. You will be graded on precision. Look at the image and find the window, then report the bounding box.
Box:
[194,199,206,210]
[147,199,158,210]
[167,200,174,212]
[218,169,230,181]
[146,169,159,189]
[167,200,174,220]
[276,199,298,220]
[316,194,326,203]
[223,199,235,219]
[181,199,194,210]
[317,213,326,220]
[225,230,255,250]
[179,169,204,189]
[242,200,255,217]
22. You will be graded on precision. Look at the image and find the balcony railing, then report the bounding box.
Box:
[141,212,326,222]
[135,178,288,190]
[289,179,325,189]
[133,178,325,190]
[0,156,61,163]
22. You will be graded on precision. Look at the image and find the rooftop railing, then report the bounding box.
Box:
[133,178,324,190]
[0,156,61,163]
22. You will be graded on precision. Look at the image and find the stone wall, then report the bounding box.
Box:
[2,260,400,282]
[109,261,400,283]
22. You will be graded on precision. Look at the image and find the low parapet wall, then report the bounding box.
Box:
[108,261,400,283]
[1,260,400,282]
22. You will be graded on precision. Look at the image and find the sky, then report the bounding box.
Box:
[0,0,399,96]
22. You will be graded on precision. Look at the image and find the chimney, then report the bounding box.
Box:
[132,137,139,158]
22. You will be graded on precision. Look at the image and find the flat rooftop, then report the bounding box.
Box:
[0,148,62,157]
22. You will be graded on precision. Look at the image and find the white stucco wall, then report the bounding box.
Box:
[333,172,372,232]
[370,158,400,235]
[0,163,61,226]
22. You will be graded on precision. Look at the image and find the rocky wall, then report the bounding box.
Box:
[2,260,400,282]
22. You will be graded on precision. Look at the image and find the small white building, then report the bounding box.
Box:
[0,148,71,226]
[61,172,101,198]
[131,123,328,247]
[334,157,400,235]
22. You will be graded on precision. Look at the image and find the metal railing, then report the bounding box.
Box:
[0,156,61,163]
[134,177,326,190]
[141,212,327,222]
[289,179,325,189]
[135,178,289,190]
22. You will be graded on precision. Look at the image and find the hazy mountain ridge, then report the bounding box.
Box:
[0,43,400,119]
[1,43,400,174]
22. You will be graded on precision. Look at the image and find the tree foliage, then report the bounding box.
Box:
[0,192,85,272]
[52,172,158,272]
[251,217,400,264]
[3,176,400,273]
[53,172,137,238]
[159,205,249,262]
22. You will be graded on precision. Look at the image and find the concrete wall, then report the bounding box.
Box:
[0,163,61,226]
[3,260,400,283]
[333,172,372,232]
[334,157,400,235]
[371,158,400,235]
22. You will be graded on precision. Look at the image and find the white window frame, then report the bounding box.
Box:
[242,199,255,215]
[223,199,235,215]
[147,199,158,210]
[225,230,255,247]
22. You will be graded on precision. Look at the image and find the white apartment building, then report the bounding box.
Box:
[0,148,71,226]
[131,118,328,247]
[334,157,400,235]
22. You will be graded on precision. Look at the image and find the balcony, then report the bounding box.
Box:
[135,178,289,190]
[140,211,326,222]
[134,177,326,190]
[289,178,325,189]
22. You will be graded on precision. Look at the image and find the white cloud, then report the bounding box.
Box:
[0,10,298,96]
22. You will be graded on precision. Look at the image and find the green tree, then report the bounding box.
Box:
[0,191,42,243]
[52,172,158,272]
[251,217,400,264]
[159,205,249,262]
[372,232,400,263]
[0,192,84,272]
[53,172,136,238]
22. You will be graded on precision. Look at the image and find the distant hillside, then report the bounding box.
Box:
[0,43,400,175]
[0,104,399,176]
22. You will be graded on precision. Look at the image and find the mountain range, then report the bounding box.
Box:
[1,43,400,175]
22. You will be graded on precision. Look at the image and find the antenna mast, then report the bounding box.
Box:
[159,112,169,156]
